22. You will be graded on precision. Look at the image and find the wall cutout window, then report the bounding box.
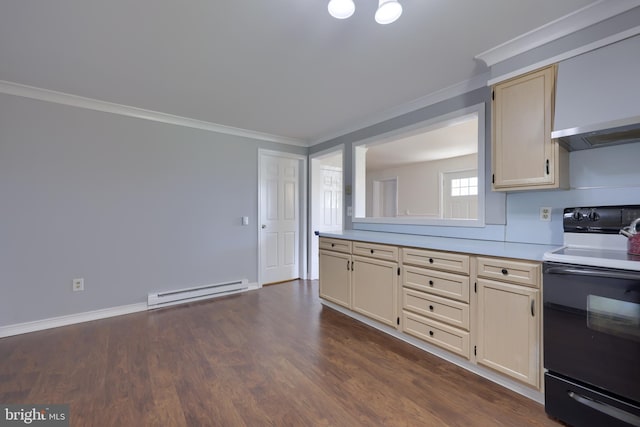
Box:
[352,103,485,227]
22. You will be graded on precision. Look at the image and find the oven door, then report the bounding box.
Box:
[543,262,640,403]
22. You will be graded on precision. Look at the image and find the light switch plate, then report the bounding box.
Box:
[242,216,249,226]
[347,206,353,217]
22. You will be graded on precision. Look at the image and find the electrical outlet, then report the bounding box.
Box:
[347,206,353,217]
[540,207,552,222]
[72,278,84,292]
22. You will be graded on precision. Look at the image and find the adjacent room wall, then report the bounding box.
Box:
[366,154,477,218]
[0,93,305,326]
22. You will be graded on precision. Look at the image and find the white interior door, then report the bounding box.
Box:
[442,170,478,219]
[260,154,300,284]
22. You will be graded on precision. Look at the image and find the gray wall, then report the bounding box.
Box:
[0,93,305,326]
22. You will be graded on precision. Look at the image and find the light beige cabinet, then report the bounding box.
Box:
[319,249,352,308]
[319,238,352,308]
[351,254,398,327]
[492,64,568,191]
[319,237,399,327]
[400,248,471,359]
[475,257,540,388]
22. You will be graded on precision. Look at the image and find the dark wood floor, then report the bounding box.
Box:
[0,280,561,426]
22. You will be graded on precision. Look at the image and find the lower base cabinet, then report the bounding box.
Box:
[351,255,398,327]
[476,278,540,388]
[319,250,351,308]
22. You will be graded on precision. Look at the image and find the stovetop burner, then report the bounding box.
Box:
[543,205,640,271]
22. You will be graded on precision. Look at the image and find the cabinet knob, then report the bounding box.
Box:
[429,330,434,336]
[429,305,434,311]
[371,249,374,254]
[429,258,434,264]
[331,243,335,247]
[501,268,508,275]
[429,280,434,286]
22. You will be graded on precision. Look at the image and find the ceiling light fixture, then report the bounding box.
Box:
[374,0,403,25]
[328,0,403,24]
[328,0,356,20]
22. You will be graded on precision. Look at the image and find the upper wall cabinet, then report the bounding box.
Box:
[492,65,568,191]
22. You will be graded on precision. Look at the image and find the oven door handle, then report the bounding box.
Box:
[545,266,640,281]
[568,391,640,426]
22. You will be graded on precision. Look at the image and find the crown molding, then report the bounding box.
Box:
[0,80,307,147]
[487,25,640,86]
[309,72,489,146]
[475,0,640,67]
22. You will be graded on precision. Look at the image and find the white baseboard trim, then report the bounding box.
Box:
[321,300,545,405]
[0,283,261,339]
[0,302,148,338]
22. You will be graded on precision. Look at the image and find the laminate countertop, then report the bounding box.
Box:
[318,230,562,261]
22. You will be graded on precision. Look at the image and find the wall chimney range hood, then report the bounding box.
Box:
[552,115,640,151]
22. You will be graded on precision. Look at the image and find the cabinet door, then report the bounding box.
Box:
[493,65,563,190]
[476,278,540,388]
[319,250,351,308]
[351,255,398,327]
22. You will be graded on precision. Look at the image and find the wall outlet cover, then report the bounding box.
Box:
[72,278,84,292]
[540,207,552,222]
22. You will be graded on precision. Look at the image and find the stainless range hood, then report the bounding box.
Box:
[552,115,640,151]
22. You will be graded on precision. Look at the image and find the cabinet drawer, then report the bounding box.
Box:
[401,248,469,275]
[319,237,352,254]
[402,265,470,303]
[352,241,398,262]
[476,257,540,288]
[402,288,469,331]
[402,311,470,359]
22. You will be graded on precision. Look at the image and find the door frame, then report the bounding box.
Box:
[257,149,308,287]
[309,145,345,280]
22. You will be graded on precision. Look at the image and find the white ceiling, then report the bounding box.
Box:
[0,0,598,143]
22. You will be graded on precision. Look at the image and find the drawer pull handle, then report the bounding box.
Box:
[429,258,434,264]
[501,268,508,275]
[347,261,350,271]
[429,305,434,311]
[371,249,374,254]
[429,280,434,286]
[429,330,434,336]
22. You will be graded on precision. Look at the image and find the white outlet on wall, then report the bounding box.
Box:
[72,278,84,292]
[540,207,552,222]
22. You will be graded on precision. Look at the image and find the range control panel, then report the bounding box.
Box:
[563,205,640,234]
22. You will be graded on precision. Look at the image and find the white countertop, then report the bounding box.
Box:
[318,230,561,261]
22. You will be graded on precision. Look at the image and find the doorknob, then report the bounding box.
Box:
[262,224,267,229]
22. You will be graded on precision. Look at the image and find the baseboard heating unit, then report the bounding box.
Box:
[147,279,249,309]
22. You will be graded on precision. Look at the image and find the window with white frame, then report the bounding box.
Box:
[450,176,478,197]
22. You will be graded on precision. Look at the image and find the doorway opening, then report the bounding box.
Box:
[309,148,344,280]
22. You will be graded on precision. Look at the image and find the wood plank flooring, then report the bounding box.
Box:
[0,280,562,426]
